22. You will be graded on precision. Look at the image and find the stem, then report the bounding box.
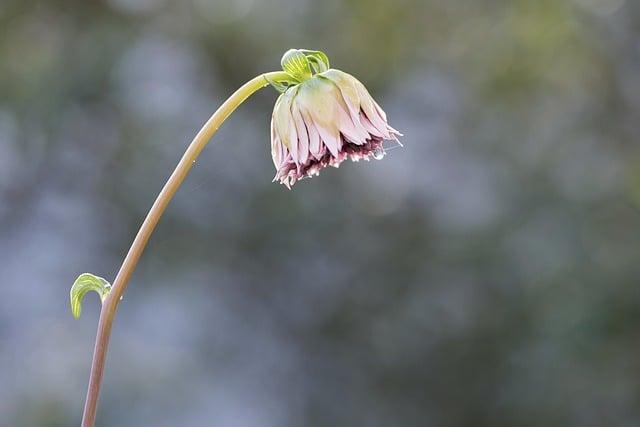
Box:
[80,71,290,427]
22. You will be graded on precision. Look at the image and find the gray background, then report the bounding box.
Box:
[1,0,640,425]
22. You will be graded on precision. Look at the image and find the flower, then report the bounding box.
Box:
[270,51,401,188]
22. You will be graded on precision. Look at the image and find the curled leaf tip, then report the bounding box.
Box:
[70,273,112,319]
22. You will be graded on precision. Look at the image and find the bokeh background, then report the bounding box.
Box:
[2,0,640,425]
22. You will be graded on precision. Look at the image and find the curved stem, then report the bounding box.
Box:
[80,71,290,427]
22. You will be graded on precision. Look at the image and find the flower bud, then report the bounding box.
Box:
[270,51,401,188]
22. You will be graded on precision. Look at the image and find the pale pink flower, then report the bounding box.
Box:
[270,69,402,188]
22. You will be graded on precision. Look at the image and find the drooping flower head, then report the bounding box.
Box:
[269,49,402,188]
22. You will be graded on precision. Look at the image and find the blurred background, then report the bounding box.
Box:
[1,0,640,425]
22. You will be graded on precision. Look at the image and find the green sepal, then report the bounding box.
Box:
[280,49,312,82]
[269,49,331,93]
[299,49,330,73]
[265,74,296,93]
[70,273,112,319]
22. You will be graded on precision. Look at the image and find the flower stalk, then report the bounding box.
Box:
[77,70,290,427]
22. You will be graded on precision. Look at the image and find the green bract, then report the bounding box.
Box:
[267,48,331,93]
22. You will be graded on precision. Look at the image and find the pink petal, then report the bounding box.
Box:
[373,99,388,121]
[292,103,310,165]
[308,124,322,158]
[335,102,369,144]
[270,117,288,168]
[315,122,341,157]
[353,81,390,136]
[288,116,299,164]
[273,87,299,152]
[299,104,341,157]
[359,112,383,138]
[301,108,323,159]
[321,70,362,123]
